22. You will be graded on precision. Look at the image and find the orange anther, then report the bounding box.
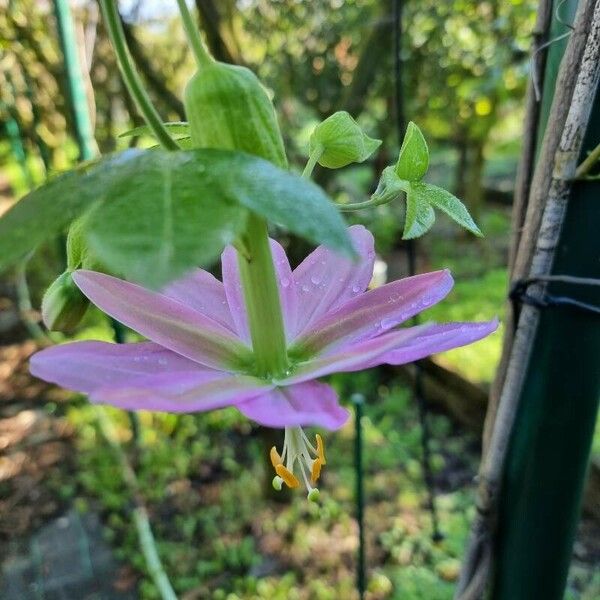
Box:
[275,464,300,488]
[315,434,326,465]
[311,458,322,484]
[270,446,282,468]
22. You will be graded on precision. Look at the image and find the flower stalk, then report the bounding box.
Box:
[302,146,323,179]
[174,0,213,68]
[237,214,289,378]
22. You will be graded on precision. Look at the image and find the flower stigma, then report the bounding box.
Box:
[270,429,326,502]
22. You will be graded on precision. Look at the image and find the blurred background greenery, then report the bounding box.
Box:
[0,1,597,598]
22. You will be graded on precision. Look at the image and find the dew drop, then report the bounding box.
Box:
[302,285,310,293]
[311,275,322,285]
[280,277,291,288]
[352,284,361,293]
[380,317,396,330]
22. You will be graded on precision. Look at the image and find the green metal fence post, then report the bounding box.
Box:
[53,0,96,161]
[492,1,600,598]
[352,393,366,600]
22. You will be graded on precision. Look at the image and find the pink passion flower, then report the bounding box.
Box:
[31,226,497,497]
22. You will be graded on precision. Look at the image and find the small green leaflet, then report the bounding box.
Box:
[395,121,429,182]
[0,148,352,287]
[402,181,482,239]
[403,185,436,239]
[417,182,482,237]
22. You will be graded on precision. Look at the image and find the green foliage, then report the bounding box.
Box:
[309,110,381,168]
[0,158,105,273]
[395,122,429,182]
[0,148,353,287]
[403,185,436,239]
[82,150,246,288]
[405,182,482,239]
[368,124,481,239]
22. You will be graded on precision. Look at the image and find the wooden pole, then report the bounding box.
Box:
[455,2,600,597]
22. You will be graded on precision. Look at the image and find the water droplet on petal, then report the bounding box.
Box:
[352,284,361,293]
[280,277,290,288]
[380,317,396,330]
[311,275,322,285]
[302,285,310,293]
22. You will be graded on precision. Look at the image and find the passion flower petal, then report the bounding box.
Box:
[293,270,453,355]
[237,380,349,430]
[30,340,214,393]
[292,224,375,338]
[73,270,251,370]
[161,268,236,333]
[91,371,272,413]
[222,239,298,342]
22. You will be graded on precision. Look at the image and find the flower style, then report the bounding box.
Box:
[31,226,497,497]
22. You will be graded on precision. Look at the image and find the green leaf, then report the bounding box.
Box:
[395,121,429,182]
[0,158,120,272]
[87,149,352,286]
[310,111,381,169]
[195,149,353,256]
[0,148,352,286]
[118,122,190,138]
[403,183,436,239]
[413,182,482,237]
[84,151,248,287]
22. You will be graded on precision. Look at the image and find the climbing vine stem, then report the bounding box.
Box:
[99,0,179,151]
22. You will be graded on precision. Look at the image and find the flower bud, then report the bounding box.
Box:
[309,111,381,169]
[41,271,89,332]
[394,121,429,182]
[184,62,287,168]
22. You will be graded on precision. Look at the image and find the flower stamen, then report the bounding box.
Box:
[316,433,326,465]
[275,463,300,488]
[311,458,322,484]
[270,427,326,500]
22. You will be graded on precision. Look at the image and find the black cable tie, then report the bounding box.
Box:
[509,276,600,316]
